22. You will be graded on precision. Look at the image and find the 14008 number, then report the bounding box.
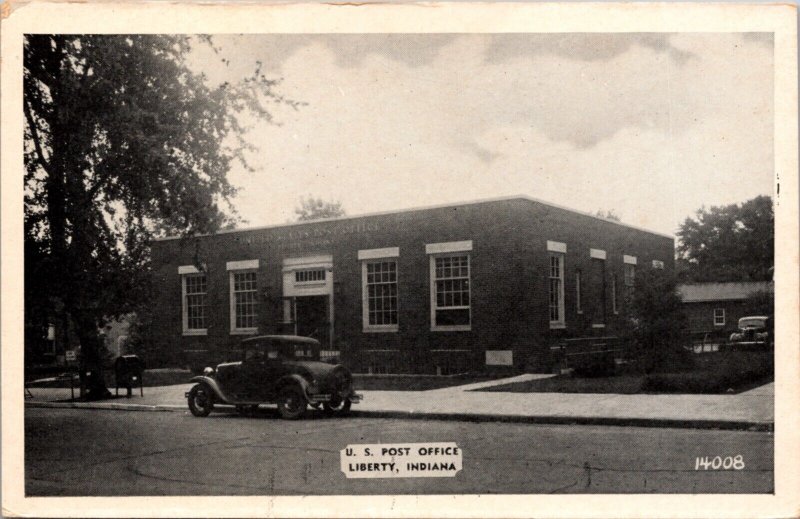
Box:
[695,455,745,470]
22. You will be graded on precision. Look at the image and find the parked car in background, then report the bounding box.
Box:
[729,316,774,349]
[186,335,361,419]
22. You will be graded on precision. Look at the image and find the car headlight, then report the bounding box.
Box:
[203,367,214,376]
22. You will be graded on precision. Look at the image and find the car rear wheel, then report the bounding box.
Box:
[323,398,352,416]
[188,384,214,417]
[277,386,307,420]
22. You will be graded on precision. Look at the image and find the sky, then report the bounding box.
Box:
[187,33,774,237]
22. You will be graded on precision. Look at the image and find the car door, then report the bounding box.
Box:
[237,346,271,401]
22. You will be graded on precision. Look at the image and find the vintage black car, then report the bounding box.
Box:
[186,335,362,419]
[729,316,774,349]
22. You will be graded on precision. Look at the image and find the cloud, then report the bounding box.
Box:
[483,33,694,65]
[200,33,773,236]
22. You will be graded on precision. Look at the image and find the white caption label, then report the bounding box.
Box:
[340,443,462,478]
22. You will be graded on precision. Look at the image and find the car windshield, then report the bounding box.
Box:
[739,318,766,329]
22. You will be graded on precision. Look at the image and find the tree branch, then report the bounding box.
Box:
[24,98,52,175]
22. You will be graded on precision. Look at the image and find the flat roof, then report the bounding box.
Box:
[154,194,675,242]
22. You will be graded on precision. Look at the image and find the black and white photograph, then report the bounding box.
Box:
[2,2,798,518]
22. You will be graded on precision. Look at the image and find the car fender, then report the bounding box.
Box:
[189,376,232,404]
[276,374,311,401]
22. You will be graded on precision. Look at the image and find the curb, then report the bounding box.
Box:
[25,401,773,432]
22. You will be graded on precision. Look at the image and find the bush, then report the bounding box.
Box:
[625,268,691,374]
[571,353,616,377]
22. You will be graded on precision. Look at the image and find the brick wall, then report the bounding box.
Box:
[149,198,674,373]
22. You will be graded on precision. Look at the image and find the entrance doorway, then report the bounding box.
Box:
[281,255,334,351]
[294,296,330,346]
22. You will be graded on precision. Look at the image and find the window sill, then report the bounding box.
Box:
[591,324,606,329]
[363,327,399,333]
[231,328,258,335]
[549,322,566,330]
[431,325,471,332]
[183,329,208,336]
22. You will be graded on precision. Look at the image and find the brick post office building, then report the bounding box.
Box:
[150,196,674,374]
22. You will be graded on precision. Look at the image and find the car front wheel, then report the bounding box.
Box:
[188,384,214,417]
[277,386,307,420]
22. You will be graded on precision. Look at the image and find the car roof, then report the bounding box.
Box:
[240,335,321,346]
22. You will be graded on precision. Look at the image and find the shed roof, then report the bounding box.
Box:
[677,281,773,303]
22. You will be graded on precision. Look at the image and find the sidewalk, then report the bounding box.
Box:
[25,376,774,430]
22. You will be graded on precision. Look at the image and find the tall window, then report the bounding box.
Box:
[591,257,606,327]
[432,254,471,329]
[714,308,726,326]
[576,269,583,314]
[230,270,258,333]
[624,263,636,302]
[362,260,398,331]
[549,253,565,327]
[183,274,207,334]
[611,274,619,314]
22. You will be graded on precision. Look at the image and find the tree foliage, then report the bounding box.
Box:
[676,196,773,282]
[594,209,621,222]
[294,196,346,221]
[24,35,290,396]
[625,267,691,373]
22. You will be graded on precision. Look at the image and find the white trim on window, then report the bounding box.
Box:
[547,241,567,254]
[425,240,472,255]
[590,248,607,260]
[714,308,726,326]
[229,269,258,334]
[623,255,638,265]
[361,257,399,333]
[283,255,333,269]
[178,264,203,275]
[227,259,259,271]
[182,273,208,336]
[429,252,472,331]
[358,247,400,260]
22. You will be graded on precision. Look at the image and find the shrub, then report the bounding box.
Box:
[624,268,692,374]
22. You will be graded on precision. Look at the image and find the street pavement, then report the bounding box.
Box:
[25,407,774,496]
[25,375,775,429]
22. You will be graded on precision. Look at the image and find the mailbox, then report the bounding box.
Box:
[114,355,144,397]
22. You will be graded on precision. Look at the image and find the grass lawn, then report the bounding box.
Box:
[477,374,645,394]
[477,351,774,395]
[477,373,773,394]
[354,374,496,391]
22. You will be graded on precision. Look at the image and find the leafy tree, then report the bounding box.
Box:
[744,289,774,317]
[677,196,773,282]
[594,209,621,222]
[294,196,346,221]
[24,35,291,398]
[625,267,691,373]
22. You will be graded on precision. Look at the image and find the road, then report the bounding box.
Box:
[25,407,773,495]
